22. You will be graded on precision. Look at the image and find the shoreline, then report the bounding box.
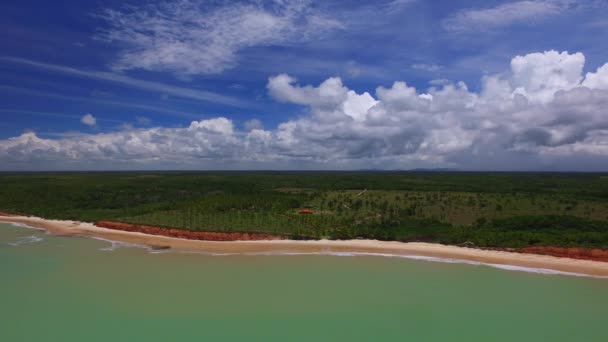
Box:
[2,215,608,277]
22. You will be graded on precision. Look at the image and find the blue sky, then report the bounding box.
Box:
[1,0,608,170]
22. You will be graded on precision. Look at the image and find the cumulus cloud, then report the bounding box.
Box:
[3,50,608,170]
[97,0,342,77]
[267,74,377,122]
[80,114,97,126]
[1,118,247,166]
[509,50,585,103]
[583,63,608,90]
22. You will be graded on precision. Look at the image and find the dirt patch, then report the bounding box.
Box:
[95,221,285,241]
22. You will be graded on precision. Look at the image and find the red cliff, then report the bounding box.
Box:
[516,246,608,262]
[93,221,608,261]
[95,221,285,241]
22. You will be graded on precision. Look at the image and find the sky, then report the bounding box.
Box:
[1,0,608,171]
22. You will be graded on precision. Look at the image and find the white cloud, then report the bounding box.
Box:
[267,74,377,122]
[3,50,608,170]
[81,114,97,126]
[583,63,608,90]
[97,0,342,77]
[188,117,234,135]
[509,50,585,103]
[443,0,578,32]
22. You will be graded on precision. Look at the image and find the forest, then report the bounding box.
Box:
[1,171,608,248]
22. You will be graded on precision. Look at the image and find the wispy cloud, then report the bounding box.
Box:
[96,0,343,77]
[385,0,417,13]
[443,0,578,32]
[0,84,198,118]
[411,63,443,72]
[0,57,246,107]
[0,109,120,123]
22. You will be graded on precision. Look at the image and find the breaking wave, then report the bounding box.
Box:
[4,221,45,231]
[92,237,170,254]
[3,222,605,278]
[179,250,608,279]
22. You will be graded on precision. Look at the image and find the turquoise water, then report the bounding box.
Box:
[1,222,608,341]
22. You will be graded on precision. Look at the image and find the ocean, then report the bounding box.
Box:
[1,222,607,341]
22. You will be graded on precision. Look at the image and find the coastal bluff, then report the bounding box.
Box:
[95,221,285,241]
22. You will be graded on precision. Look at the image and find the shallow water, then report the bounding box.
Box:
[1,222,607,341]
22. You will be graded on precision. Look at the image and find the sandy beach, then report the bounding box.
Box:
[2,215,608,277]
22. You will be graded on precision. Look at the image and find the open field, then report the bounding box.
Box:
[1,171,608,248]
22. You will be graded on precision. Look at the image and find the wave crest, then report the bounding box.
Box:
[8,235,44,246]
[179,250,607,279]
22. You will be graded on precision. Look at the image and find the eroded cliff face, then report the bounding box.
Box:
[95,221,285,241]
[516,246,608,262]
[83,221,608,262]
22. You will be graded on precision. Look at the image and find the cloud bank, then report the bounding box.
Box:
[2,50,608,170]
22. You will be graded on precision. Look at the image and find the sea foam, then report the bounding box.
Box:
[184,250,608,279]
[3,221,45,231]
[8,234,44,246]
[92,236,170,254]
[4,222,605,278]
